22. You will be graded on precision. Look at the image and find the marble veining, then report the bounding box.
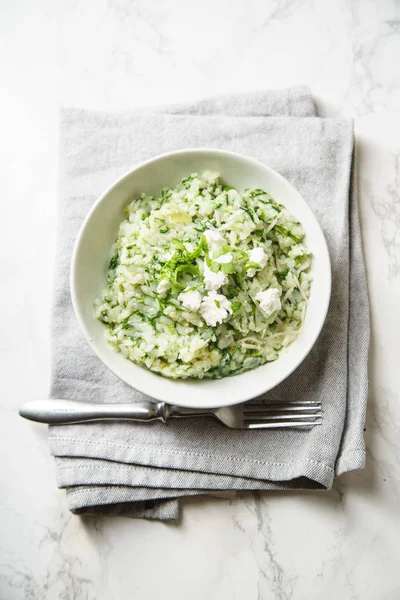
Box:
[1,0,400,598]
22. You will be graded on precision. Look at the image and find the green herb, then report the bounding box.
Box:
[172,238,186,251]
[278,268,289,279]
[141,213,148,221]
[100,310,109,323]
[209,260,220,273]
[159,226,169,234]
[162,252,201,293]
[212,245,231,259]
[175,264,200,277]
[199,234,208,252]
[232,272,244,289]
[275,225,301,243]
[248,349,261,356]
[222,185,235,192]
[161,190,171,202]
[231,301,242,314]
[214,299,221,308]
[215,203,222,209]
[109,255,119,270]
[242,207,256,222]
[243,261,262,274]
[181,175,195,187]
[138,312,158,330]
[232,249,248,263]
[228,285,238,297]
[187,244,204,261]
[184,283,202,292]
[220,262,234,274]
[248,189,267,197]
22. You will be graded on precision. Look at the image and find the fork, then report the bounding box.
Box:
[19,399,322,430]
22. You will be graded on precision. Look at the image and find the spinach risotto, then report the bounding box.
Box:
[95,172,312,379]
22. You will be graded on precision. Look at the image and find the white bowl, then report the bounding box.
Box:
[71,149,331,409]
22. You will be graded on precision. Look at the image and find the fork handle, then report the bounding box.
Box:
[19,399,167,425]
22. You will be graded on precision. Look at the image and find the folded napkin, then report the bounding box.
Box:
[49,86,369,520]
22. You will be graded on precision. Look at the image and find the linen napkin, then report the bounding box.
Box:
[49,86,369,520]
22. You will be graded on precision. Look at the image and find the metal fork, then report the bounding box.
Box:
[19,399,322,429]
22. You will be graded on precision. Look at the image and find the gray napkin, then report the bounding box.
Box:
[49,86,369,520]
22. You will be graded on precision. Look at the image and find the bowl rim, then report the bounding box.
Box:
[70,147,331,408]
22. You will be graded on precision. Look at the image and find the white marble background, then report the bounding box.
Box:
[1,0,400,598]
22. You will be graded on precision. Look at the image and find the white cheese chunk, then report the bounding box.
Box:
[247,247,268,277]
[200,291,232,327]
[255,288,281,318]
[178,290,202,312]
[203,263,228,291]
[204,229,227,253]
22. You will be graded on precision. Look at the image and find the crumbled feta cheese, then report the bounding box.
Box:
[200,291,232,327]
[214,252,233,264]
[247,247,268,277]
[255,288,281,318]
[203,262,228,291]
[178,290,202,312]
[204,229,227,253]
[157,279,170,295]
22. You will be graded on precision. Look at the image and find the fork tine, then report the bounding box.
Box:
[246,419,322,429]
[244,405,322,414]
[246,400,321,404]
[245,400,321,410]
[243,412,322,422]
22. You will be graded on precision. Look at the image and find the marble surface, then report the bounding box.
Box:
[1,0,400,598]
